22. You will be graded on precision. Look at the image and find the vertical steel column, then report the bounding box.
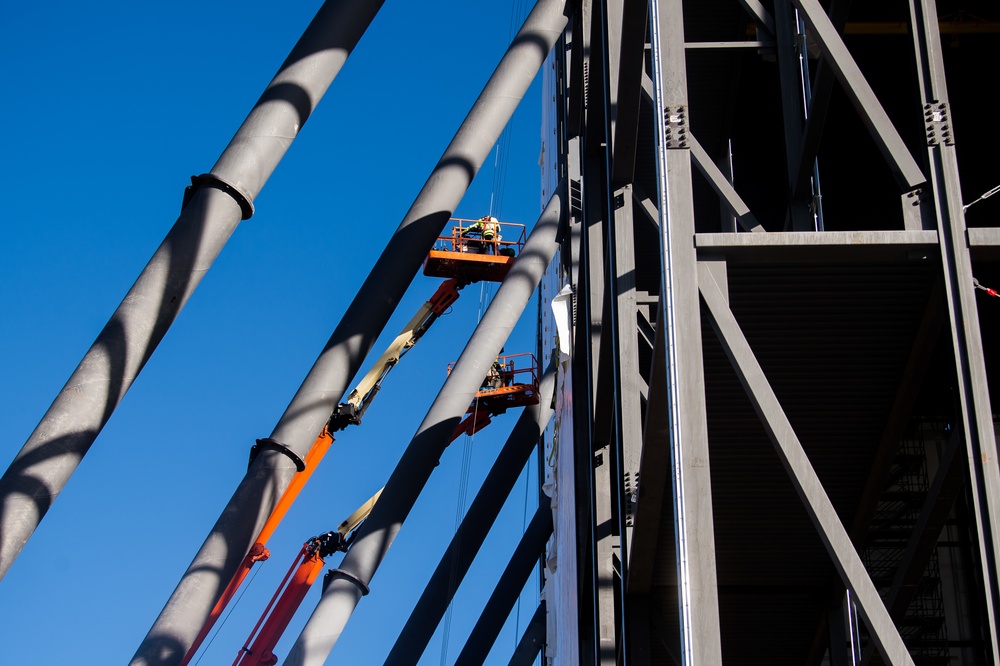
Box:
[0,0,385,582]
[282,188,565,666]
[453,500,555,666]
[609,184,642,557]
[772,0,812,231]
[909,0,1000,660]
[648,0,723,663]
[131,2,572,664]
[384,363,556,664]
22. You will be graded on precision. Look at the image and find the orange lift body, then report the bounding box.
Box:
[448,352,540,414]
[228,389,533,665]
[181,280,464,666]
[423,218,526,284]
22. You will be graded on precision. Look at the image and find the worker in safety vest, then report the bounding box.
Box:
[481,350,506,391]
[462,215,501,254]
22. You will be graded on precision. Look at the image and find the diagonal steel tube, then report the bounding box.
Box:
[0,0,385,583]
[453,500,554,666]
[283,185,565,666]
[385,361,556,664]
[132,2,572,659]
[508,602,548,666]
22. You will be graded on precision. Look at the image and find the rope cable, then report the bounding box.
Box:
[964,183,1000,212]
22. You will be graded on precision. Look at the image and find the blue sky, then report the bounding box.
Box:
[0,1,547,663]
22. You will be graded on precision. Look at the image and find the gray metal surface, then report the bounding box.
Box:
[131,1,571,663]
[283,185,565,666]
[649,0,722,662]
[385,362,556,664]
[687,133,763,233]
[0,0,384,585]
[910,0,1000,658]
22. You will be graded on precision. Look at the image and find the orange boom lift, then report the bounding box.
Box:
[182,218,526,665]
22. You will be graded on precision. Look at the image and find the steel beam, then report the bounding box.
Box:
[130,2,572,663]
[649,0,722,662]
[282,187,565,666]
[641,73,764,233]
[909,0,1000,659]
[773,0,814,231]
[453,501,555,666]
[791,0,926,191]
[791,0,852,200]
[384,363,556,664]
[608,184,643,559]
[698,262,914,666]
[610,0,648,185]
[603,0,624,155]
[737,0,775,36]
[567,133,604,666]
[626,299,667,595]
[688,133,764,233]
[0,0,385,583]
[593,439,618,666]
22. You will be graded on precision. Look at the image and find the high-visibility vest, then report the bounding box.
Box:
[480,217,499,240]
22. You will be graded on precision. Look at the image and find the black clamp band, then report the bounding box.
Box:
[182,173,255,220]
[326,568,370,596]
[248,438,306,472]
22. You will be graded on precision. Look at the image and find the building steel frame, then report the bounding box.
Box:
[543,0,1000,663]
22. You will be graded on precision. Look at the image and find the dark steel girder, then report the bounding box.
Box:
[610,0,648,185]
[791,0,926,192]
[453,500,554,666]
[791,0,852,200]
[509,602,548,665]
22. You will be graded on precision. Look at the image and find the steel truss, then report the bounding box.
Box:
[544,0,1000,663]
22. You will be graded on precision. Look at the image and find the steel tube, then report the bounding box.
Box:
[384,362,556,664]
[0,0,384,584]
[453,501,554,666]
[131,2,570,664]
[283,186,565,666]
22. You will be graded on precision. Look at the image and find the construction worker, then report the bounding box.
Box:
[481,353,506,391]
[462,215,501,254]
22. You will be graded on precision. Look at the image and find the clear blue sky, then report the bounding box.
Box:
[0,1,547,663]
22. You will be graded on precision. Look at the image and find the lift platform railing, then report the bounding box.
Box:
[437,218,526,257]
[423,219,527,284]
[448,352,540,412]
